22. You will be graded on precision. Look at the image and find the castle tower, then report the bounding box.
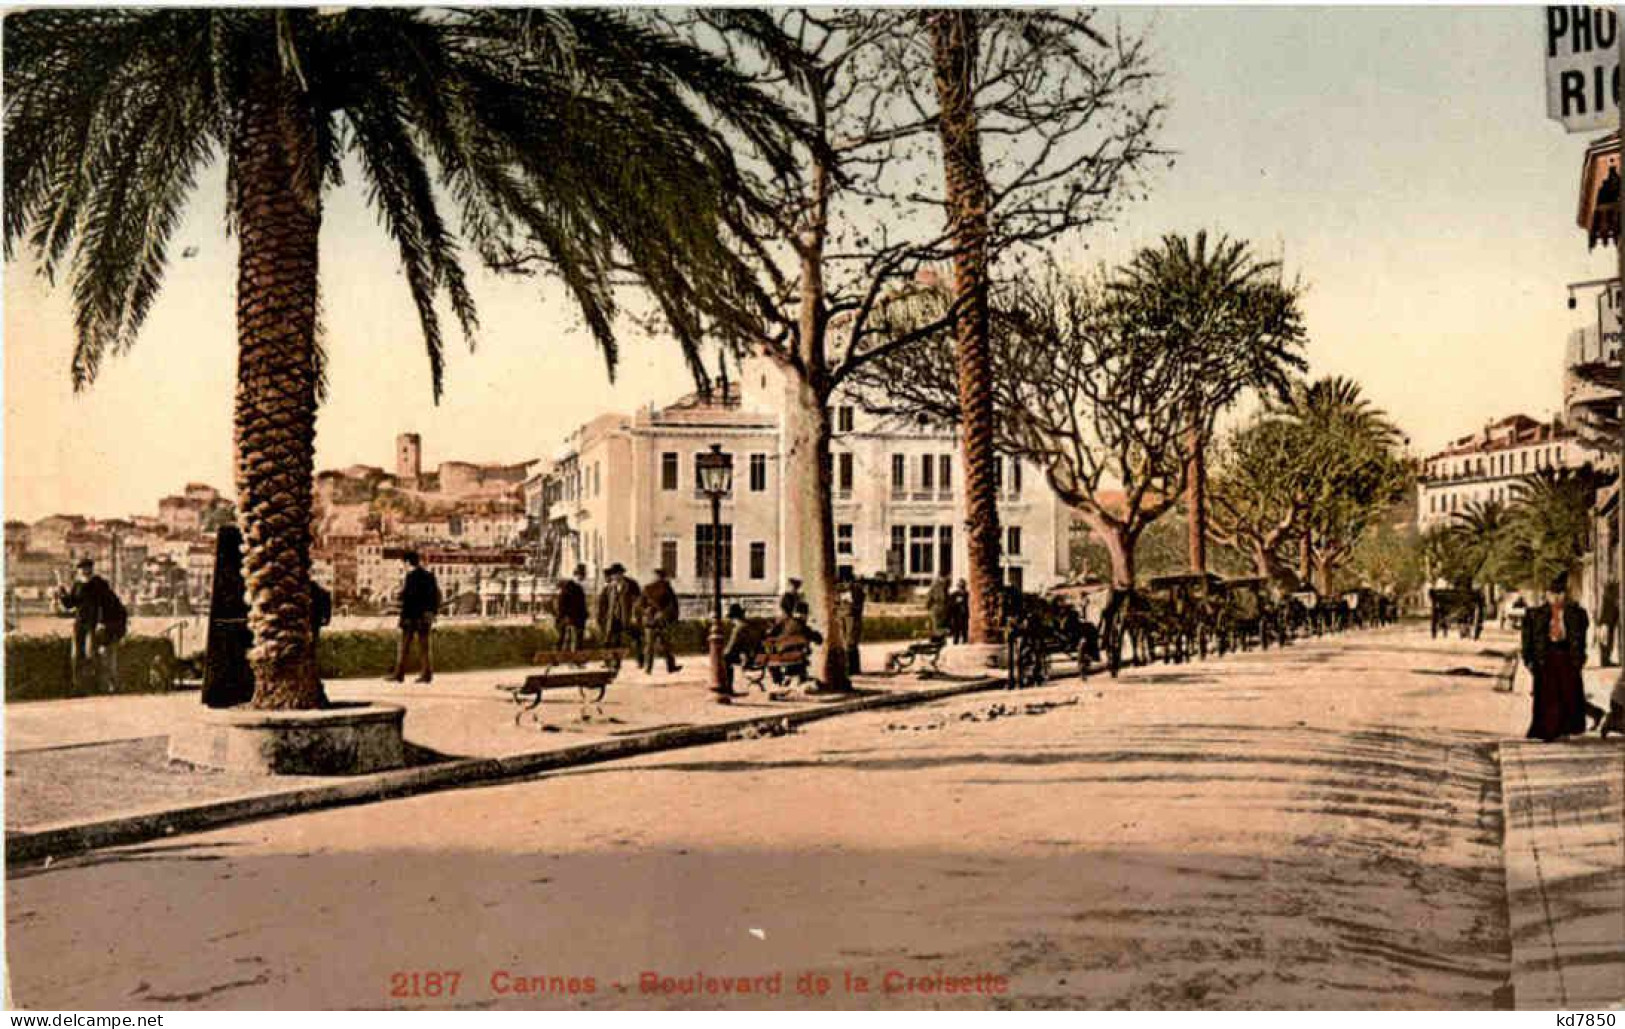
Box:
[396,433,422,486]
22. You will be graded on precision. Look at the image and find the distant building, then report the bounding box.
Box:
[1417,414,1582,530]
[538,349,1069,608]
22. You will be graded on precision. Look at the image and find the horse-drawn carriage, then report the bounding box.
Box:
[1004,591,1100,688]
[1429,588,1484,639]
[1214,576,1279,653]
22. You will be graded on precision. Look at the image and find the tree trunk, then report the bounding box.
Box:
[232,54,324,710]
[1299,533,1314,589]
[1185,416,1207,574]
[930,10,1003,643]
[1100,525,1138,589]
[782,372,848,691]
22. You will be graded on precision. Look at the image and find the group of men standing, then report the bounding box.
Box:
[553,563,682,675]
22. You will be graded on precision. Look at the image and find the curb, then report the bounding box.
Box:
[6,675,1008,865]
[1496,738,1625,1011]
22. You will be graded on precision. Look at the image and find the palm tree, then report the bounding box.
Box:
[1111,232,1307,575]
[926,9,1004,642]
[1446,499,1510,601]
[1281,376,1404,589]
[1503,467,1605,591]
[6,9,802,709]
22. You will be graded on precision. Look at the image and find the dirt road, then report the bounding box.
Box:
[6,625,1530,1009]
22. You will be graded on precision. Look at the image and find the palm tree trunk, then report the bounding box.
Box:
[930,10,1003,643]
[232,55,324,710]
[1185,413,1207,574]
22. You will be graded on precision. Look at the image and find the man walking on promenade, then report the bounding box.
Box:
[57,558,125,692]
[387,551,440,684]
[638,567,683,675]
[556,563,588,651]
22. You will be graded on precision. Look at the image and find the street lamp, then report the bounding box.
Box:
[695,443,734,700]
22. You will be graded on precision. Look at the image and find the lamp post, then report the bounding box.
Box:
[695,444,734,700]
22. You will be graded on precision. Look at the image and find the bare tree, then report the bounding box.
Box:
[1206,417,1309,586]
[613,9,1167,687]
[858,272,1203,602]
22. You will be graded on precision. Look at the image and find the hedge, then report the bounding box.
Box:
[318,614,935,678]
[5,615,938,700]
[5,634,178,703]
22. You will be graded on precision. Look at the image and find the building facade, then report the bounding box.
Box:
[540,350,1070,609]
[1417,414,1583,530]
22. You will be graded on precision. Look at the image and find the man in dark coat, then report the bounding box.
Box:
[57,558,124,692]
[387,551,440,684]
[779,577,804,618]
[556,563,588,651]
[638,567,683,675]
[1521,574,1602,742]
[722,602,763,694]
[948,579,970,645]
[596,564,643,664]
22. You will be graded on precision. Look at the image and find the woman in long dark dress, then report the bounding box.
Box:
[1520,574,1602,742]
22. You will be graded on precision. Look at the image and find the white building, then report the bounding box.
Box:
[1417,414,1583,530]
[542,350,1070,607]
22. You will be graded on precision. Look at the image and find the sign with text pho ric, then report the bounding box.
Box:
[1546,5,1620,132]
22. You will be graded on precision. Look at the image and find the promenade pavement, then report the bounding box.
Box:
[5,640,990,833]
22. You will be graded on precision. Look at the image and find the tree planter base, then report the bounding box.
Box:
[168,702,406,776]
[940,643,1005,677]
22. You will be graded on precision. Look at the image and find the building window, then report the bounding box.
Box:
[695,524,733,580]
[908,525,935,576]
[1011,460,1023,497]
[749,541,766,580]
[837,452,854,494]
[994,455,1003,492]
[661,452,679,491]
[891,455,906,497]
[889,526,906,576]
[1522,451,1528,472]
[939,455,952,496]
[920,454,935,493]
[660,539,679,578]
[1007,526,1023,556]
[836,524,854,556]
[938,525,953,577]
[749,453,767,492]
[836,405,855,433]
[1007,566,1024,592]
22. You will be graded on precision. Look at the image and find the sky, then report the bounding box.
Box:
[4,5,1619,523]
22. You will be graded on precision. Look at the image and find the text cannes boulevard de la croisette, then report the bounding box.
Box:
[388,968,1011,1001]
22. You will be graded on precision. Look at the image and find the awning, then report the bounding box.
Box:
[1580,133,1621,250]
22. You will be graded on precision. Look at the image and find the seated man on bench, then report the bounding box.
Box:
[721,603,765,695]
[764,601,823,685]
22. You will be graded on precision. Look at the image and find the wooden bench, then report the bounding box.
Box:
[740,633,816,690]
[500,649,624,724]
[885,635,947,676]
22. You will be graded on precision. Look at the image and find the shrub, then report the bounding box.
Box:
[5,634,178,703]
